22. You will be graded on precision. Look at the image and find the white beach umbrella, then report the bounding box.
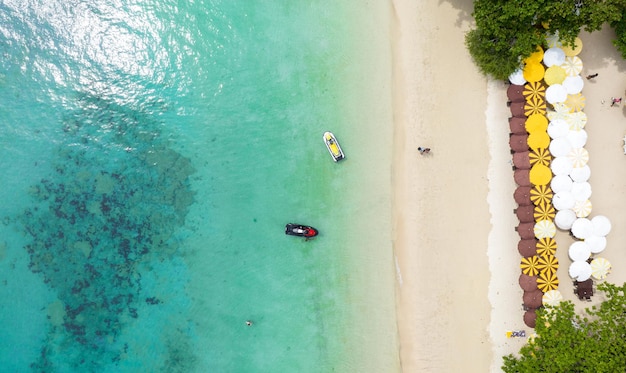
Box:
[569,261,592,281]
[571,217,593,239]
[546,32,562,48]
[544,47,566,67]
[567,129,588,148]
[562,75,584,94]
[570,165,590,182]
[568,111,587,130]
[567,147,589,168]
[551,156,574,176]
[547,119,569,139]
[549,138,572,158]
[551,174,573,193]
[569,241,591,262]
[553,191,575,211]
[546,84,568,104]
[534,219,557,239]
[555,209,577,230]
[509,68,527,85]
[591,215,612,237]
[586,235,607,254]
[571,182,592,202]
[561,56,583,76]
[573,199,592,218]
[591,258,611,280]
[542,290,564,306]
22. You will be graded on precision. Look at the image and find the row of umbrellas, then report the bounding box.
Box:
[509,36,585,328]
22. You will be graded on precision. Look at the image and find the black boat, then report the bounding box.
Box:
[285,223,319,238]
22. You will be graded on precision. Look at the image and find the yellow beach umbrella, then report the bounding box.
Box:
[534,219,556,239]
[531,185,553,206]
[530,163,552,186]
[536,237,557,257]
[528,131,551,150]
[567,147,589,167]
[562,37,583,56]
[568,111,587,130]
[525,46,545,64]
[529,148,552,167]
[537,270,559,292]
[521,256,540,276]
[525,114,548,133]
[523,62,545,83]
[561,56,583,76]
[565,93,586,112]
[573,199,592,218]
[542,289,563,306]
[544,65,567,86]
[537,255,559,274]
[524,96,547,116]
[523,81,546,101]
[590,257,611,280]
[534,202,555,221]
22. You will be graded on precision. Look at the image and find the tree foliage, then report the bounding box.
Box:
[466,0,626,80]
[502,282,626,373]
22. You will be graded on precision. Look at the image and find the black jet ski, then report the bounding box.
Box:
[285,223,319,238]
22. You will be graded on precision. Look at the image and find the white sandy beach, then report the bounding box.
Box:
[392,1,626,372]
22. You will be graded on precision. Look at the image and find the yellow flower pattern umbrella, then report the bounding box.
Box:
[590,257,611,280]
[528,131,550,150]
[537,255,559,275]
[542,289,563,306]
[521,256,540,276]
[529,148,552,166]
[523,62,545,83]
[523,81,546,101]
[525,114,548,133]
[534,202,555,221]
[562,37,583,56]
[536,237,557,256]
[573,199,592,218]
[568,111,587,130]
[530,185,553,206]
[534,219,556,239]
[565,93,586,112]
[544,65,567,86]
[537,270,559,292]
[524,96,546,116]
[561,56,583,76]
[545,33,561,48]
[529,163,552,186]
[567,147,589,167]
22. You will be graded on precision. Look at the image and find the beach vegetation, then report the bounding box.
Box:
[502,282,626,373]
[466,0,626,80]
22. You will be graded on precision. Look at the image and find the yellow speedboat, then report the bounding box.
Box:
[323,131,345,162]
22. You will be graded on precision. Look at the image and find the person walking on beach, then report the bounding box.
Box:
[611,97,622,107]
[418,147,431,155]
[586,73,598,80]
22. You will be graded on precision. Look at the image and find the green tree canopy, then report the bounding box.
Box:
[466,0,626,80]
[503,282,626,373]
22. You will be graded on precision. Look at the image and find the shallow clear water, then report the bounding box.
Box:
[0,1,397,372]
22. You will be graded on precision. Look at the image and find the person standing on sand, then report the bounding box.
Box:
[418,147,431,155]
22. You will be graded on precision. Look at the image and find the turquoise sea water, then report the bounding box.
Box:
[0,1,397,372]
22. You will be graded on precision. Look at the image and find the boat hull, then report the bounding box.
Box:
[323,131,345,162]
[285,223,319,238]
